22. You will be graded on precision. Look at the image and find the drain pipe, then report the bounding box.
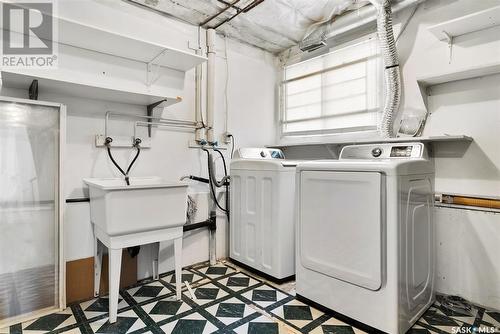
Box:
[206,28,216,145]
[369,0,401,138]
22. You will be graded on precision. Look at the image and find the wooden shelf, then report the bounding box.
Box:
[1,70,182,107]
[267,135,473,149]
[428,5,500,41]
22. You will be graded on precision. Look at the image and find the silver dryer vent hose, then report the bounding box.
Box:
[371,0,401,138]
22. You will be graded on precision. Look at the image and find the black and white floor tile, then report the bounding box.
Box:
[80,296,130,321]
[231,314,288,334]
[87,309,146,334]
[14,308,77,334]
[183,282,229,306]
[309,317,367,334]
[159,312,218,334]
[140,296,192,323]
[240,283,290,309]
[2,261,499,334]
[270,298,326,331]
[193,263,236,279]
[126,281,172,304]
[216,272,260,293]
[205,296,258,326]
[161,269,204,287]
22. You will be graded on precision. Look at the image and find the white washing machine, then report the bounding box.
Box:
[230,148,297,280]
[296,143,435,334]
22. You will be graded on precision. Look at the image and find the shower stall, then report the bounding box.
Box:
[0,96,65,328]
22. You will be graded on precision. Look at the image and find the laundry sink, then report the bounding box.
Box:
[84,177,188,236]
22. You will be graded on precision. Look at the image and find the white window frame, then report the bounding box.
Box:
[279,34,383,139]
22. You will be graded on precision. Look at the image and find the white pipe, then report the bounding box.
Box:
[206,28,216,144]
[195,47,205,143]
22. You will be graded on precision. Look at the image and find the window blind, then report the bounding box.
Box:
[281,36,382,136]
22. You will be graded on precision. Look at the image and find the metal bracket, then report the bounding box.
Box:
[442,31,454,64]
[29,80,38,100]
[146,49,168,87]
[147,100,167,137]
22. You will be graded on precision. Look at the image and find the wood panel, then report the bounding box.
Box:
[66,250,137,305]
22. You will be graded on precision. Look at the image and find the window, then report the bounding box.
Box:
[280,35,382,137]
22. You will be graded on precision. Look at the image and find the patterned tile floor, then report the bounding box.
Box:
[1,261,499,334]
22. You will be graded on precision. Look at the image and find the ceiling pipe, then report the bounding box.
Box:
[213,0,265,29]
[200,0,241,28]
[281,0,425,62]
[324,0,425,40]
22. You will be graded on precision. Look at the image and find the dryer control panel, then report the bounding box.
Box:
[235,148,285,159]
[340,143,426,160]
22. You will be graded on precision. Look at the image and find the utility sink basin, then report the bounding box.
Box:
[84,177,188,236]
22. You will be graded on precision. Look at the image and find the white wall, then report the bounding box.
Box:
[1,0,277,279]
[394,0,500,198]
[435,207,500,310]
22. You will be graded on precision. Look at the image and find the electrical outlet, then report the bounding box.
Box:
[223,132,232,144]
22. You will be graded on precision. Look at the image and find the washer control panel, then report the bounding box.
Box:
[236,148,285,159]
[340,143,425,160]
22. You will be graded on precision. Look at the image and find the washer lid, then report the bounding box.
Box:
[231,159,301,171]
[231,147,301,171]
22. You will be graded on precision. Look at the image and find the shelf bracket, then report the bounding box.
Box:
[28,80,38,100]
[441,31,454,64]
[146,48,168,87]
[146,99,167,137]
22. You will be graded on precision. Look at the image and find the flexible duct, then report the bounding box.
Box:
[369,0,401,138]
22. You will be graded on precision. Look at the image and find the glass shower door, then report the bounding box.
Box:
[0,97,64,327]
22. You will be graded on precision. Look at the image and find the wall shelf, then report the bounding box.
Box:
[57,17,207,72]
[417,62,500,87]
[428,5,500,41]
[268,135,473,149]
[1,70,182,107]
[5,8,207,73]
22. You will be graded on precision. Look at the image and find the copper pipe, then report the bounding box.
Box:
[440,194,500,210]
[213,0,265,29]
[200,0,241,27]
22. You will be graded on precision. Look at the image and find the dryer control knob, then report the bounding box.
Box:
[372,147,382,157]
[260,151,266,158]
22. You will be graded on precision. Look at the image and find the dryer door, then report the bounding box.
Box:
[299,171,383,291]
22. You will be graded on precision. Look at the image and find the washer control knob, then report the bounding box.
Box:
[371,147,382,157]
[260,150,266,158]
